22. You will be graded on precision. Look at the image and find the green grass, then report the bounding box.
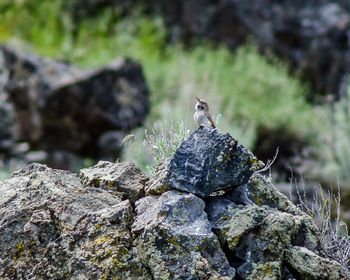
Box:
[0,0,331,175]
[314,97,350,188]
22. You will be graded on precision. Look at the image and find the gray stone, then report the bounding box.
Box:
[206,179,339,279]
[80,160,147,202]
[285,246,341,280]
[132,190,236,279]
[0,163,151,279]
[165,126,263,197]
[0,134,345,279]
[144,159,172,195]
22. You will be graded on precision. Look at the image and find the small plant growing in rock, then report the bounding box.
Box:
[296,185,350,278]
[123,120,191,178]
[143,120,190,177]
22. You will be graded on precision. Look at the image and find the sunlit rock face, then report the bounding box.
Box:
[0,128,343,279]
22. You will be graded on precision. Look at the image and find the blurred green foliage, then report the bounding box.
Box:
[0,0,342,185]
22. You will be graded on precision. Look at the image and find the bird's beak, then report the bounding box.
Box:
[195,97,201,102]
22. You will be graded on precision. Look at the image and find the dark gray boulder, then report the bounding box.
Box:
[162,126,264,197]
[0,45,149,169]
[0,101,14,154]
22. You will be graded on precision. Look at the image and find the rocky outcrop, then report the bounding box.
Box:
[145,127,264,197]
[0,45,149,170]
[0,163,150,279]
[80,160,147,203]
[0,128,344,279]
[133,191,235,279]
[205,177,332,279]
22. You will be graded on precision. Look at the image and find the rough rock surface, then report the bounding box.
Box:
[285,246,341,280]
[80,160,148,203]
[132,191,235,279]
[0,45,149,169]
[153,126,264,197]
[205,182,326,279]
[0,163,150,279]
[0,128,344,279]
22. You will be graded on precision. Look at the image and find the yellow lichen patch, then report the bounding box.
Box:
[106,180,116,189]
[111,248,129,269]
[95,224,102,230]
[249,157,258,164]
[13,241,25,260]
[100,273,109,280]
[247,262,281,280]
[95,234,112,246]
[254,196,263,206]
[167,236,182,251]
[228,235,241,248]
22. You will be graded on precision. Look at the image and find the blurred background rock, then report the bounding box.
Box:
[0,0,349,224]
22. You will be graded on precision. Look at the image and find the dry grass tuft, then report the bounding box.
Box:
[295,184,350,278]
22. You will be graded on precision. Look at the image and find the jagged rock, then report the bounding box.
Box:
[285,246,341,280]
[0,130,345,279]
[246,262,282,280]
[80,160,147,202]
[205,174,338,279]
[0,163,151,279]
[247,174,303,215]
[144,159,172,195]
[162,126,263,197]
[132,190,236,279]
[0,45,149,169]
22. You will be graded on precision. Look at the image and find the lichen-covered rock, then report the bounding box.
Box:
[247,174,302,215]
[132,190,236,279]
[206,186,339,279]
[246,174,320,252]
[80,160,147,202]
[246,262,282,280]
[0,129,345,279]
[69,200,150,280]
[285,246,341,280]
[144,159,172,195]
[0,163,151,279]
[164,126,264,197]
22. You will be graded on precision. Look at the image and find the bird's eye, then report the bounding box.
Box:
[198,105,203,110]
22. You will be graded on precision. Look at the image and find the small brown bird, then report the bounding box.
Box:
[194,97,216,128]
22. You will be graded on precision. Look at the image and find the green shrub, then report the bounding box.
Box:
[315,94,350,188]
